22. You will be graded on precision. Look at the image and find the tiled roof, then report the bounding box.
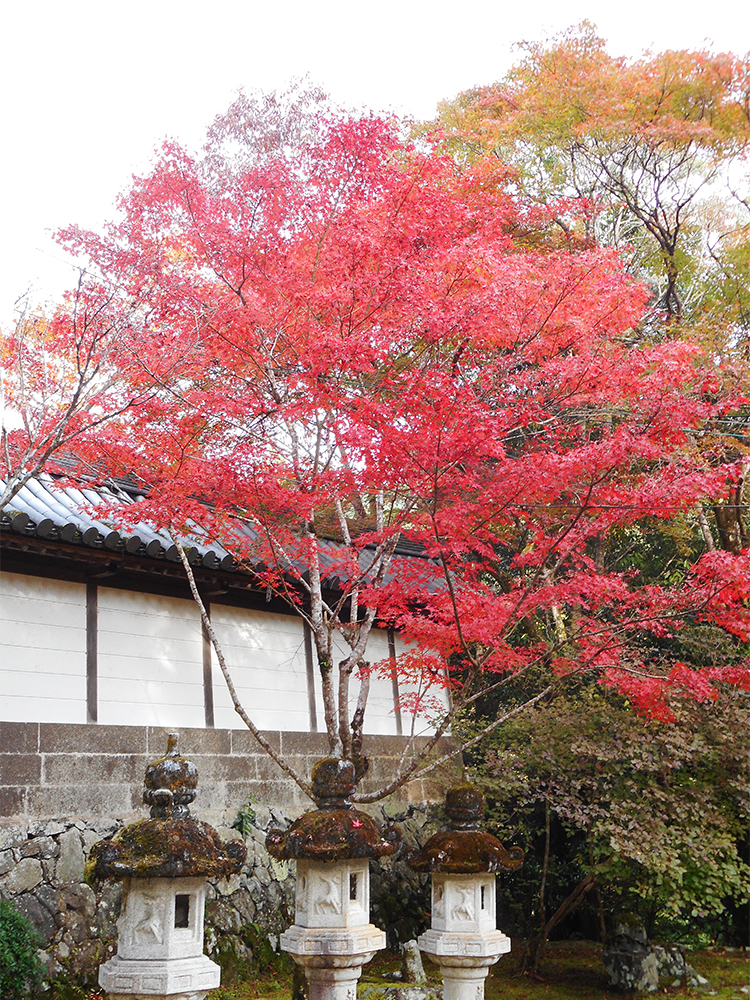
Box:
[1,475,239,571]
[0,475,434,587]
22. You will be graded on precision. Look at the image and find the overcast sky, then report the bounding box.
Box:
[1,0,747,319]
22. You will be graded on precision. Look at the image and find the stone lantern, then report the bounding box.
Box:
[266,758,400,1000]
[87,733,246,1000]
[408,783,523,1000]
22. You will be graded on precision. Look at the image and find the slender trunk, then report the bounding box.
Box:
[521,873,597,974]
[695,504,716,552]
[539,800,551,928]
[172,536,312,797]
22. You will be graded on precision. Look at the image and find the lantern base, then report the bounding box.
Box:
[98,953,220,1000]
[281,923,385,1000]
[419,928,511,1000]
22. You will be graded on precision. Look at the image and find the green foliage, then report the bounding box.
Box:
[232,796,258,838]
[0,899,44,1000]
[468,687,750,944]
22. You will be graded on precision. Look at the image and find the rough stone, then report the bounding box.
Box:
[33,883,61,918]
[0,823,27,851]
[2,856,43,893]
[20,835,59,859]
[15,893,57,945]
[215,873,242,896]
[55,827,84,885]
[378,989,442,1000]
[207,897,244,935]
[401,940,427,985]
[92,880,122,940]
[256,865,272,887]
[603,921,660,993]
[61,909,90,944]
[231,888,258,926]
[61,882,97,918]
[81,827,101,855]
[0,848,15,875]
[270,857,291,881]
[654,945,690,979]
[37,947,64,981]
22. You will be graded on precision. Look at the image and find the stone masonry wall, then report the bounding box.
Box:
[0,722,459,987]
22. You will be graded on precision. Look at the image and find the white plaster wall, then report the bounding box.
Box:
[309,627,447,737]
[326,627,399,736]
[0,572,87,723]
[370,630,451,738]
[97,588,205,727]
[210,606,310,731]
[0,570,448,734]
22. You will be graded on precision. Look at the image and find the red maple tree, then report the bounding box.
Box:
[51,112,749,801]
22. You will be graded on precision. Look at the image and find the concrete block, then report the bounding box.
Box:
[0,753,42,785]
[26,784,137,821]
[191,753,249,783]
[147,725,231,756]
[40,723,147,755]
[0,787,26,817]
[278,731,330,757]
[0,721,39,754]
[230,728,282,755]
[42,753,145,785]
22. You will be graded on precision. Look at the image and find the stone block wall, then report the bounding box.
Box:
[0,721,459,987]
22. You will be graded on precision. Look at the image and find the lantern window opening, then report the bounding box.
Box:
[174,893,191,928]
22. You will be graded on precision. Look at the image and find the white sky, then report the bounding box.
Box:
[1,0,748,320]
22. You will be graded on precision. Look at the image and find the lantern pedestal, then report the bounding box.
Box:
[408,784,523,1000]
[266,760,400,1000]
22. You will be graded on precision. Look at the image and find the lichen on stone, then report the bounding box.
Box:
[407,783,523,874]
[265,757,401,861]
[266,807,400,862]
[86,817,246,881]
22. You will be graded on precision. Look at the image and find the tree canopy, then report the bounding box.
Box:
[434,23,750,329]
[4,98,735,802]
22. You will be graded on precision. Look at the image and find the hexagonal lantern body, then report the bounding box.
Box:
[431,872,497,935]
[418,872,511,1000]
[88,734,246,1000]
[293,858,371,929]
[408,784,523,1000]
[267,759,400,1000]
[99,877,220,1000]
[281,859,386,1000]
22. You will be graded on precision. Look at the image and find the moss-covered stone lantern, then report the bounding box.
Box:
[88,732,246,1000]
[266,758,400,1000]
[408,782,523,1000]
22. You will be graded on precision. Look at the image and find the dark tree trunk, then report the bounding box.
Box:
[520,873,597,974]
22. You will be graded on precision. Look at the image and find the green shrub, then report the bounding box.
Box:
[0,899,44,999]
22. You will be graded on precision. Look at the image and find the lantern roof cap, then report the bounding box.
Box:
[408,782,523,874]
[86,733,246,881]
